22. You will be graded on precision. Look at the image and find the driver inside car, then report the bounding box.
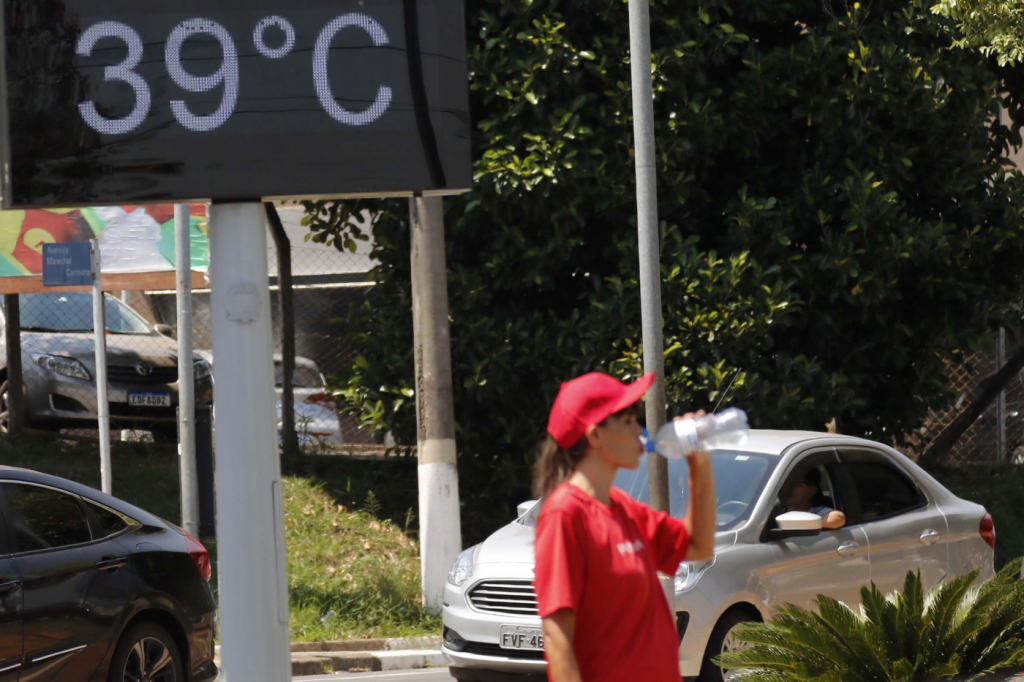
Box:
[780,468,846,530]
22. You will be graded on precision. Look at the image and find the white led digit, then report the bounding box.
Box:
[76,21,152,135]
[165,18,239,132]
[254,16,296,59]
[313,13,392,126]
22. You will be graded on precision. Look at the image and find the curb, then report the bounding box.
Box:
[215,636,444,676]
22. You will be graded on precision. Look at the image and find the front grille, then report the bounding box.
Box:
[108,364,178,385]
[468,580,539,616]
[461,641,545,661]
[109,403,176,419]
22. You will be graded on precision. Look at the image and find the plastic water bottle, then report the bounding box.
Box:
[641,408,749,459]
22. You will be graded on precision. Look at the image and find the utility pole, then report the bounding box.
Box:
[3,294,24,437]
[410,194,462,612]
[628,0,669,513]
[176,204,199,536]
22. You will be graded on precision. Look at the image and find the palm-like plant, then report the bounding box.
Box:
[719,558,1024,681]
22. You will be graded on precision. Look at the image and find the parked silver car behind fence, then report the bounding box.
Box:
[441,430,995,682]
[0,292,213,441]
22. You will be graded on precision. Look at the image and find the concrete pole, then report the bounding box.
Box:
[92,240,112,495]
[410,195,462,612]
[176,204,199,536]
[628,0,669,513]
[997,327,1006,464]
[209,202,290,682]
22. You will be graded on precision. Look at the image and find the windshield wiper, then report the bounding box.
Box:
[20,326,87,332]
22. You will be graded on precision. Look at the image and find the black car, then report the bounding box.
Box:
[0,466,217,682]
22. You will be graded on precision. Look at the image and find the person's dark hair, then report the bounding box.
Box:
[532,403,642,500]
[802,468,822,489]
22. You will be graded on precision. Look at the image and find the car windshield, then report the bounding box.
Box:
[520,449,779,532]
[15,293,153,335]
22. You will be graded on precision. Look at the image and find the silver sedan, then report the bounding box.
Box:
[440,430,995,681]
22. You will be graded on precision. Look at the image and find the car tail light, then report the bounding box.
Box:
[184,530,212,581]
[980,513,996,550]
[304,391,327,404]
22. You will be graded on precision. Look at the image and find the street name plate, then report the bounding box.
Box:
[42,242,93,286]
[0,0,471,207]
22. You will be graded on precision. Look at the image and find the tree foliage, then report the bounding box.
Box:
[720,560,1024,681]
[932,0,1024,66]
[308,0,1024,540]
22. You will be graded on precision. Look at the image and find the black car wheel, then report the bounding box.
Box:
[698,610,754,682]
[110,622,184,682]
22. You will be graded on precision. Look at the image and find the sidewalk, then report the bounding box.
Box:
[215,636,444,676]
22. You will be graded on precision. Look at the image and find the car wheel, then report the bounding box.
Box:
[150,425,178,443]
[109,622,184,682]
[698,610,754,682]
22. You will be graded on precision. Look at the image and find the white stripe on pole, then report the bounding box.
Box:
[91,239,112,494]
[176,204,199,535]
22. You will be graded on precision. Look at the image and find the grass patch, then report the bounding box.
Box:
[0,434,437,641]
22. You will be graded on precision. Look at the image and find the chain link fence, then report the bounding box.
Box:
[0,206,376,450]
[904,335,1024,466]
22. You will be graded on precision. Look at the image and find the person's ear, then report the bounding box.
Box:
[585,423,601,449]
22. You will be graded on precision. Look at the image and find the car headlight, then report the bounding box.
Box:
[447,547,476,587]
[34,354,90,381]
[675,556,715,593]
[193,359,212,380]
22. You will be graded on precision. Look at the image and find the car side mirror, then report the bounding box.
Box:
[517,500,538,518]
[770,511,823,540]
[154,323,174,338]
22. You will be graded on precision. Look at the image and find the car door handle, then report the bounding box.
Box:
[95,556,128,573]
[0,579,20,593]
[920,530,941,546]
[837,542,860,557]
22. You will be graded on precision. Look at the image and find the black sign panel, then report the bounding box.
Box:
[0,0,471,207]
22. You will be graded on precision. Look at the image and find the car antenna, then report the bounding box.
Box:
[711,367,742,414]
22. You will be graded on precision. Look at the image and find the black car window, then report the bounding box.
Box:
[84,500,130,537]
[838,451,925,525]
[2,483,92,553]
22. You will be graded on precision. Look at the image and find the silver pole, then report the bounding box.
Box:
[628,0,669,513]
[410,195,462,612]
[997,327,1006,464]
[176,204,199,535]
[91,240,112,494]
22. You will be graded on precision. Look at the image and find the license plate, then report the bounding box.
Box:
[499,625,543,651]
[128,391,171,407]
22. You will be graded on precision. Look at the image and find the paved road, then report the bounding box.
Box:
[294,670,452,682]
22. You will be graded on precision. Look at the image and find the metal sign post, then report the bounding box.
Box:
[91,241,112,495]
[175,204,199,536]
[209,202,290,682]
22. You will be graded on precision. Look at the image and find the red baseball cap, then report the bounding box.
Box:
[547,372,655,449]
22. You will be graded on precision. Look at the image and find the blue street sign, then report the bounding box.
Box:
[42,242,93,286]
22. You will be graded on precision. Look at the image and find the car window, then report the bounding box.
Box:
[16,293,152,335]
[1,483,92,552]
[274,364,323,388]
[612,450,778,531]
[839,451,925,525]
[84,499,131,537]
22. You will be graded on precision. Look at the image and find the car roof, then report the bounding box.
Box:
[726,429,884,456]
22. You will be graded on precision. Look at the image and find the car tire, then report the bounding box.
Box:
[109,622,184,682]
[698,610,755,682]
[150,425,179,443]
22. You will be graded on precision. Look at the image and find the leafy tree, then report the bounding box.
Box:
[719,560,1024,681]
[932,0,1024,65]
[308,0,1024,540]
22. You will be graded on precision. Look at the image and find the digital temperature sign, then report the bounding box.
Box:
[0,0,471,207]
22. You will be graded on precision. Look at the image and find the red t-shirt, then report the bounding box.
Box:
[533,482,691,682]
